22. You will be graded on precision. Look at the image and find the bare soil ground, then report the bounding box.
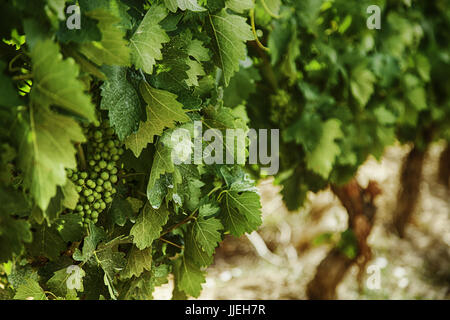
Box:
[155,143,450,300]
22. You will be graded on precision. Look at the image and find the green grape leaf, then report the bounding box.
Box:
[127,197,145,213]
[193,217,223,256]
[54,213,84,242]
[205,0,226,12]
[47,0,68,20]
[79,9,130,66]
[79,0,132,30]
[173,165,204,211]
[18,107,86,211]
[7,264,38,290]
[164,0,206,12]
[184,224,213,268]
[30,39,96,121]
[95,244,127,300]
[374,106,397,125]
[279,171,308,211]
[125,83,189,157]
[57,14,102,44]
[109,196,134,227]
[371,53,400,88]
[220,191,262,237]
[100,66,142,141]
[0,61,21,107]
[260,0,281,17]
[153,33,191,92]
[96,245,127,274]
[73,223,106,262]
[199,202,220,218]
[208,10,254,86]
[415,54,430,82]
[47,267,85,298]
[350,65,376,107]
[187,38,210,62]
[129,5,170,74]
[121,246,152,279]
[130,204,170,250]
[185,59,206,87]
[226,0,254,13]
[147,141,176,200]
[267,16,291,65]
[61,180,80,210]
[0,187,29,216]
[124,271,154,300]
[0,214,32,263]
[220,165,256,192]
[13,278,47,300]
[223,66,261,107]
[280,28,300,84]
[283,112,323,153]
[124,264,170,300]
[39,187,65,224]
[203,105,239,130]
[407,87,427,111]
[28,223,66,261]
[147,174,171,210]
[152,264,171,287]
[173,255,205,298]
[0,145,17,186]
[305,119,343,179]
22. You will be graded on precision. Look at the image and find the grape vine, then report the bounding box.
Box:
[0,0,449,301]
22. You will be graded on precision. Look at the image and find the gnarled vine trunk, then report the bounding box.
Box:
[306,179,381,300]
[393,146,427,238]
[438,143,450,188]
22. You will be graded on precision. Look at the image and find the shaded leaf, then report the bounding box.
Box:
[125,83,189,157]
[129,5,169,74]
[100,66,142,140]
[208,10,253,86]
[30,39,95,120]
[13,279,47,300]
[130,204,170,250]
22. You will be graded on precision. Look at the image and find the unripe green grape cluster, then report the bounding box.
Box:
[66,120,125,228]
[269,89,298,127]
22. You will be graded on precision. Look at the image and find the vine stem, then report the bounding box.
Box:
[160,213,196,238]
[159,238,183,249]
[118,172,145,179]
[217,189,229,202]
[250,9,269,52]
[9,53,24,72]
[12,73,33,81]
[207,186,222,197]
[136,190,147,199]
[44,291,59,300]
[76,143,87,171]
[139,68,147,83]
